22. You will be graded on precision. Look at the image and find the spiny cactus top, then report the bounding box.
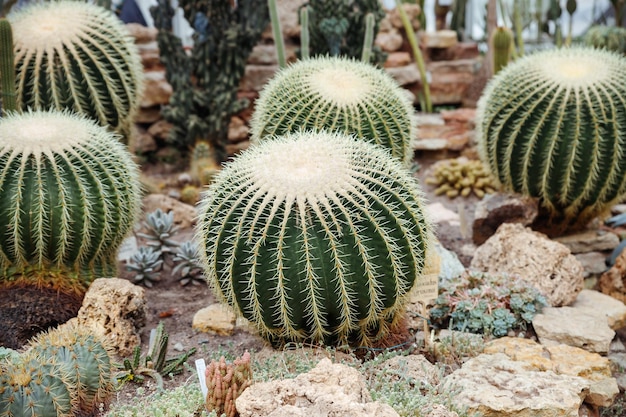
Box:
[196,130,432,347]
[0,110,141,289]
[250,56,417,164]
[476,47,626,229]
[8,0,143,139]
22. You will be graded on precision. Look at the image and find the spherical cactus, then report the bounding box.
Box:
[584,25,626,55]
[0,351,77,417]
[196,131,432,347]
[27,324,115,414]
[250,56,417,164]
[8,0,144,140]
[476,47,626,232]
[0,110,141,348]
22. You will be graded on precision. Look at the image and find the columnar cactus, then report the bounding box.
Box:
[0,17,16,112]
[8,1,143,140]
[250,57,417,165]
[0,110,141,281]
[0,351,76,417]
[196,131,432,347]
[491,26,513,74]
[476,47,626,231]
[27,324,115,414]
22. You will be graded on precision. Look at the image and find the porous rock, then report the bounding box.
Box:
[236,358,399,417]
[441,352,590,417]
[67,278,147,356]
[599,248,626,304]
[470,223,584,306]
[472,194,539,245]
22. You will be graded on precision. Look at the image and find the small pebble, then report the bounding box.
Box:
[173,342,184,352]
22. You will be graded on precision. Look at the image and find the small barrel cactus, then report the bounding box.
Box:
[196,131,432,347]
[0,351,76,417]
[250,56,416,164]
[7,0,144,140]
[491,26,513,74]
[476,47,626,231]
[27,324,115,414]
[584,25,626,55]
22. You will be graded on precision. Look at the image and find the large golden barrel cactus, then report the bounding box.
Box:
[477,47,626,231]
[7,0,144,139]
[196,130,432,347]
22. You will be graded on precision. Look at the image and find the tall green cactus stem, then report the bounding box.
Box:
[513,0,524,55]
[27,324,115,414]
[300,7,310,59]
[268,0,286,69]
[492,27,513,74]
[196,131,432,347]
[396,0,432,113]
[361,13,375,63]
[250,56,417,165]
[151,0,269,162]
[8,1,143,141]
[0,351,77,417]
[476,47,626,233]
[0,17,16,113]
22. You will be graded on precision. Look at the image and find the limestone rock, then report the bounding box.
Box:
[375,29,403,52]
[422,404,459,417]
[386,63,420,87]
[140,71,172,108]
[147,119,173,141]
[575,252,609,278]
[484,337,618,408]
[470,223,584,307]
[236,358,399,417]
[554,230,619,254]
[441,352,589,417]
[228,116,250,143]
[68,278,147,356]
[422,30,458,49]
[384,51,412,68]
[141,194,198,230]
[240,64,280,93]
[599,248,626,304]
[125,23,158,44]
[135,105,162,124]
[532,307,615,354]
[385,4,422,31]
[571,289,626,329]
[192,304,236,336]
[472,194,539,245]
[376,354,440,386]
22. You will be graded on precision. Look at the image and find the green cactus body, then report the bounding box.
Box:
[250,57,417,165]
[477,47,626,231]
[27,324,114,414]
[491,26,513,74]
[196,131,432,347]
[0,352,76,417]
[584,25,626,55]
[0,17,16,112]
[8,1,144,140]
[0,110,141,285]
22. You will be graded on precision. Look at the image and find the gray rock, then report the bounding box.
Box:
[472,193,538,246]
[571,289,626,329]
[555,230,620,254]
[470,223,584,307]
[575,252,609,278]
[532,307,615,354]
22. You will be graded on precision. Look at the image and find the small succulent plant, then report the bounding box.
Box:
[425,158,498,199]
[114,322,196,390]
[126,246,163,288]
[137,208,181,255]
[172,241,205,286]
[204,351,252,417]
[429,271,548,337]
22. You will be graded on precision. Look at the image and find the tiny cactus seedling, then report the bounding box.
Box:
[250,56,417,164]
[0,110,141,288]
[190,141,221,185]
[126,246,163,288]
[8,0,143,140]
[196,130,433,347]
[204,351,252,417]
[180,184,201,205]
[26,324,115,414]
[476,47,626,232]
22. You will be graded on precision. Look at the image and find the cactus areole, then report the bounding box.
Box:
[477,47,626,231]
[250,57,417,165]
[197,131,432,347]
[8,1,143,140]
